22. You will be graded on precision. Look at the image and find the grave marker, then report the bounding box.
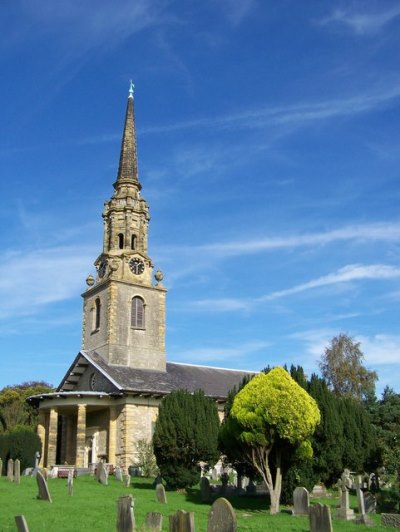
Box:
[15,515,30,532]
[96,462,108,485]
[364,492,376,513]
[169,510,195,532]
[200,476,211,503]
[207,497,237,532]
[309,503,333,532]
[355,475,374,526]
[68,469,74,496]
[336,469,355,520]
[293,486,309,515]
[7,458,14,481]
[115,466,123,482]
[0,457,2,476]
[156,483,167,504]
[125,474,131,488]
[36,470,52,502]
[14,459,21,485]
[116,495,135,532]
[144,512,163,531]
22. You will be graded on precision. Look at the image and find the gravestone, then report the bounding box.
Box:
[200,476,212,503]
[144,511,163,531]
[0,457,2,476]
[153,473,162,487]
[169,510,195,532]
[309,503,333,532]
[96,462,108,485]
[14,459,21,485]
[15,515,29,532]
[7,458,14,481]
[124,474,131,488]
[382,514,400,528]
[116,495,135,532]
[156,483,167,504]
[115,466,123,482]
[364,492,376,513]
[293,486,309,515]
[36,470,52,502]
[208,497,237,532]
[68,470,74,496]
[311,483,328,498]
[355,475,374,526]
[336,469,355,520]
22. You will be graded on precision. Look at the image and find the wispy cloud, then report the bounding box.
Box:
[359,334,400,365]
[218,0,256,27]
[319,5,400,35]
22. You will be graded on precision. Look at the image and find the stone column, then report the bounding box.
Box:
[37,410,46,467]
[47,408,58,467]
[108,405,118,466]
[119,404,136,471]
[76,404,87,468]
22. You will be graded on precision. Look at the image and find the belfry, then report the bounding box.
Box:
[29,85,253,471]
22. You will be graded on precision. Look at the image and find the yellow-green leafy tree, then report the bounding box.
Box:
[231,367,320,514]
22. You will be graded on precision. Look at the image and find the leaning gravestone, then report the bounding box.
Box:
[116,495,135,532]
[14,459,21,485]
[309,503,333,532]
[169,510,195,532]
[208,497,237,532]
[96,462,108,485]
[124,474,131,488]
[293,486,309,515]
[15,515,30,532]
[364,492,376,513]
[200,476,212,503]
[156,483,167,504]
[7,458,14,481]
[115,466,123,482]
[144,511,163,531]
[68,470,74,496]
[36,470,52,502]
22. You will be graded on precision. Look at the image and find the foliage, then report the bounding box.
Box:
[153,389,220,489]
[135,439,158,477]
[230,367,320,514]
[0,426,41,472]
[0,381,54,433]
[319,334,377,402]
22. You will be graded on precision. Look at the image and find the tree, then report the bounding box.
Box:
[371,387,400,475]
[230,367,320,514]
[319,334,377,402]
[153,389,220,489]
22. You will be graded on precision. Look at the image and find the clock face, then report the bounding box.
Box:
[129,257,145,275]
[98,259,108,278]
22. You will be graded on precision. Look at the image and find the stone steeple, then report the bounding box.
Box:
[81,84,167,371]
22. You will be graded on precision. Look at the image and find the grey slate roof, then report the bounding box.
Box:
[59,350,257,400]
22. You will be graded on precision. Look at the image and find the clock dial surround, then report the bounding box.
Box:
[129,257,145,275]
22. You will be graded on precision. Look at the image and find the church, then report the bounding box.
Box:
[29,84,254,471]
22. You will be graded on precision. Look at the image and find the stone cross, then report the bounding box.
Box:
[68,469,74,496]
[116,495,135,532]
[336,469,355,520]
[208,497,237,532]
[36,470,52,502]
[14,459,21,484]
[169,510,195,532]
[309,503,333,532]
[292,486,309,515]
[7,458,14,481]
[155,483,167,504]
[15,515,30,532]
[144,512,163,531]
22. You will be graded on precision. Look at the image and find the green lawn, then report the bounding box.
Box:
[0,476,392,531]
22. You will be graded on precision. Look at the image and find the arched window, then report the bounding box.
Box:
[93,298,101,331]
[118,233,124,249]
[131,296,145,329]
[131,234,137,250]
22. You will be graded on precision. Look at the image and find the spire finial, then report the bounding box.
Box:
[129,80,134,99]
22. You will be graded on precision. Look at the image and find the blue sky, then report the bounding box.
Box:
[1,0,400,395]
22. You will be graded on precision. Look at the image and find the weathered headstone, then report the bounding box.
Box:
[115,466,123,482]
[311,483,328,498]
[169,510,195,532]
[382,514,400,528]
[14,459,21,485]
[309,503,333,532]
[156,483,167,504]
[144,512,163,531]
[124,474,131,488]
[7,458,14,481]
[15,515,30,532]
[116,495,135,532]
[207,497,237,532]
[36,470,52,502]
[68,469,74,496]
[96,462,108,485]
[0,457,3,476]
[293,486,309,515]
[336,469,355,520]
[355,475,374,526]
[364,492,376,514]
[200,476,212,503]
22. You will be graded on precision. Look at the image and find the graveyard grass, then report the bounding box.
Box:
[0,476,389,531]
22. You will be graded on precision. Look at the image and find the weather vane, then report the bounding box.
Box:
[129,80,135,98]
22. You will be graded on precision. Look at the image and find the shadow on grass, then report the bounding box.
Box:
[184,487,269,513]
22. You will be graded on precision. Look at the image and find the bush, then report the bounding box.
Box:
[0,427,41,472]
[135,439,158,477]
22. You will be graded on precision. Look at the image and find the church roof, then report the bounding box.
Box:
[58,350,256,401]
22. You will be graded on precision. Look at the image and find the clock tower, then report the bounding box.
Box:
[81,83,167,371]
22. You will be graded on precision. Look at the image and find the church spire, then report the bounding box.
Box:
[114,81,141,190]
